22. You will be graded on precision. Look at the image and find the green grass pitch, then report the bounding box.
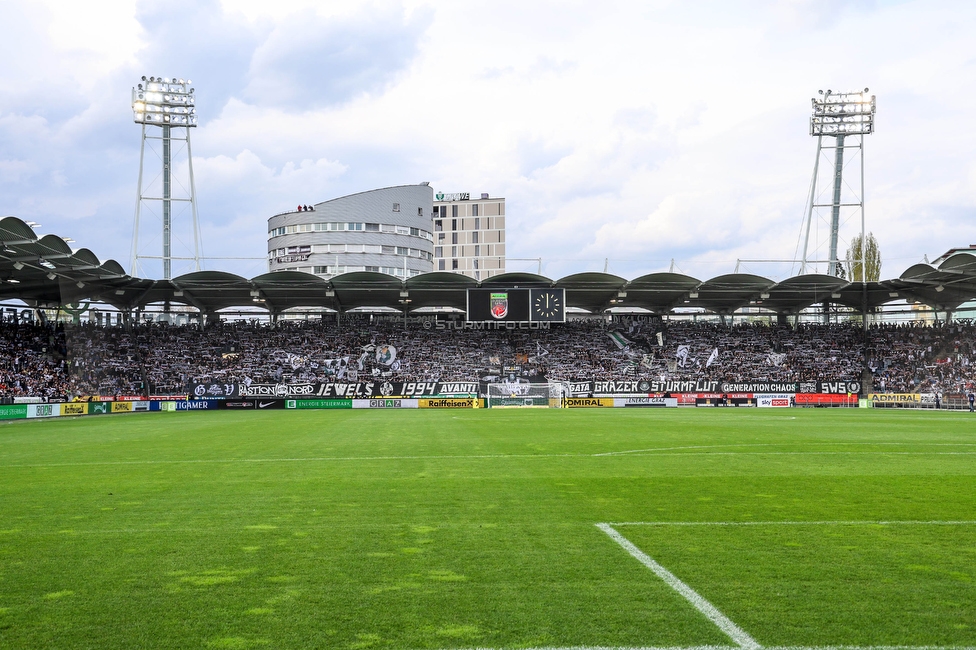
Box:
[1,408,975,649]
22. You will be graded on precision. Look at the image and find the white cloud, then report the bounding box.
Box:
[2,0,976,283]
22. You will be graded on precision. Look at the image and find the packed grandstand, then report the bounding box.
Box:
[1,317,973,403]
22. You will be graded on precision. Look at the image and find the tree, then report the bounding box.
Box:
[846,232,881,282]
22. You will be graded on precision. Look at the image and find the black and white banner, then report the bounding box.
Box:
[189,381,478,399]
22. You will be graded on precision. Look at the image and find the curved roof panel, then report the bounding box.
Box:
[2,215,976,316]
[555,272,628,313]
[0,216,38,242]
[690,273,775,313]
[330,271,404,311]
[624,272,701,313]
[404,272,477,311]
[762,274,849,314]
[480,272,553,287]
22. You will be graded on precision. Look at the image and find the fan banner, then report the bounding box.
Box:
[188,381,478,399]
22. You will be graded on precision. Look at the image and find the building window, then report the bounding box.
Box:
[438,232,445,242]
[473,259,479,269]
[382,245,395,254]
[451,246,457,257]
[393,203,400,212]
[434,220,442,231]
[475,270,480,280]
[417,207,423,216]
[366,223,380,232]
[474,217,480,230]
[438,259,445,271]
[452,232,458,244]
[435,246,443,257]
[452,205,458,218]
[474,245,480,256]
[396,247,408,256]
[452,259,458,270]
[365,266,379,272]
[472,231,479,244]
[472,204,479,217]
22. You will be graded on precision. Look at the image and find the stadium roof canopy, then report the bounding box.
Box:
[3,215,976,317]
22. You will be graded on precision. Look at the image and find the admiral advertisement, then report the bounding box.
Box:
[868,393,922,405]
[565,397,614,408]
[188,381,478,399]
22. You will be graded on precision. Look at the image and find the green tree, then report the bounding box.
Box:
[846,232,882,282]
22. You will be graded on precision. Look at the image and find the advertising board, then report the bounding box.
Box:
[565,397,614,408]
[27,403,58,418]
[175,400,219,411]
[419,398,476,408]
[111,402,133,413]
[0,405,27,420]
[756,394,793,408]
[285,399,353,410]
[351,399,419,409]
[88,402,110,415]
[612,397,678,408]
[794,393,857,406]
[61,403,87,416]
[868,393,921,404]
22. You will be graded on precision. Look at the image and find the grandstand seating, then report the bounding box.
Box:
[3,319,975,400]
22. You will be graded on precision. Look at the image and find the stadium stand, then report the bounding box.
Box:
[3,318,976,400]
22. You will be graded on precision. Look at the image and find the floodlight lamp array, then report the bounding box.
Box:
[810,88,875,136]
[132,76,197,126]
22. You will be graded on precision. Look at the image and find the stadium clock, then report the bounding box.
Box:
[530,289,565,322]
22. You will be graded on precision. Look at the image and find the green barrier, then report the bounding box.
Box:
[88,402,111,415]
[287,399,353,409]
[0,404,28,420]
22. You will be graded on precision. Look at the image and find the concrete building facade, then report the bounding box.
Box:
[432,192,506,281]
[267,184,434,279]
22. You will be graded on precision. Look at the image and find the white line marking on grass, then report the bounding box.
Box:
[594,441,976,457]
[7,450,976,469]
[449,642,976,649]
[596,523,761,650]
[610,520,976,527]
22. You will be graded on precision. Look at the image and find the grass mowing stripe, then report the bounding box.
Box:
[596,524,761,650]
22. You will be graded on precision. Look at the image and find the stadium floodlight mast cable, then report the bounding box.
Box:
[130,76,202,280]
[799,88,876,279]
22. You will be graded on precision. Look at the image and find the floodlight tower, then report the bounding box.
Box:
[800,88,876,278]
[130,76,201,279]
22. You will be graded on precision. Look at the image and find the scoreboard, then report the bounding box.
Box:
[466,288,565,322]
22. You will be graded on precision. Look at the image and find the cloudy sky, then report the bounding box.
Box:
[2,0,974,282]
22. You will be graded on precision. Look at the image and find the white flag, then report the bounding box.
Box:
[676,345,690,368]
[706,348,719,367]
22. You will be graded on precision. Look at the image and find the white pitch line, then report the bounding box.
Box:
[610,521,976,527]
[449,647,975,650]
[596,523,761,650]
[4,449,976,469]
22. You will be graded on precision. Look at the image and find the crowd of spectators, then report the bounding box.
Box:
[4,317,976,399]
